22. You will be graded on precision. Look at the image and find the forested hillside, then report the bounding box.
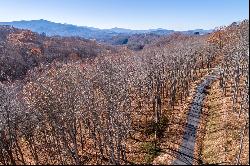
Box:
[0,25,122,81]
[0,20,248,165]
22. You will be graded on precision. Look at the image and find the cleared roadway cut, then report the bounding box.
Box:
[172,69,219,165]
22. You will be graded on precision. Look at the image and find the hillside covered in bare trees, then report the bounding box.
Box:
[0,20,249,165]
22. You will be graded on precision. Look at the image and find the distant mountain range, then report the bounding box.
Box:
[0,19,213,41]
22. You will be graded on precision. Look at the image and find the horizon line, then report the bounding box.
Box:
[0,18,229,31]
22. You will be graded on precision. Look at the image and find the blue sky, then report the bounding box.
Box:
[0,0,248,30]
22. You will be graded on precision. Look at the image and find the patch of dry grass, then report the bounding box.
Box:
[197,80,249,165]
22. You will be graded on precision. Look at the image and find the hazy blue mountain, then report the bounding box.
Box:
[105,27,140,34]
[0,19,212,41]
[149,29,175,35]
[180,29,213,35]
[0,19,113,39]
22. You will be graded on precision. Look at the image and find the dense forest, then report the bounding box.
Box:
[0,20,249,165]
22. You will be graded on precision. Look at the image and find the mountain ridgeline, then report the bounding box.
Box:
[0,19,212,44]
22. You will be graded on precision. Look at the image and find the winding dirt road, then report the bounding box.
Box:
[172,69,220,165]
